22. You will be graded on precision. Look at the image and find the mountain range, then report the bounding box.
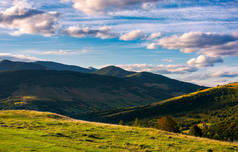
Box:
[0,59,237,142]
[0,60,96,73]
[0,60,204,119]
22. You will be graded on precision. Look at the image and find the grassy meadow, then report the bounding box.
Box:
[0,110,237,152]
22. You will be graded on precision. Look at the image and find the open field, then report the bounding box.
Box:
[0,110,237,152]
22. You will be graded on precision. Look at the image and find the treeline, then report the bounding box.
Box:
[122,111,238,142]
[103,85,238,123]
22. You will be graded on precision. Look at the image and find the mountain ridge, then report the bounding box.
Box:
[0,60,46,71]
[94,82,238,123]
[0,69,204,120]
[93,65,135,77]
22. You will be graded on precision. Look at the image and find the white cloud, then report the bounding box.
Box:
[62,26,117,39]
[120,30,145,41]
[0,0,59,36]
[147,32,238,57]
[183,66,238,87]
[146,42,157,49]
[147,32,161,40]
[157,32,238,53]
[63,0,160,15]
[142,2,155,10]
[0,53,42,61]
[187,55,223,67]
[211,71,238,78]
[200,40,238,57]
[42,50,88,55]
[117,64,198,74]
[24,49,89,55]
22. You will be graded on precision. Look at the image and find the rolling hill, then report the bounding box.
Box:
[94,83,238,141]
[93,65,135,77]
[96,83,238,123]
[95,66,205,97]
[0,110,237,152]
[34,61,96,73]
[0,69,203,120]
[0,60,95,73]
[0,60,46,71]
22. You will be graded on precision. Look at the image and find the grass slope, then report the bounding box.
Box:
[0,110,237,152]
[97,82,238,123]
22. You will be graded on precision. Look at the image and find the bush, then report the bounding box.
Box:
[133,118,140,127]
[157,116,178,133]
[119,120,124,125]
[189,125,202,137]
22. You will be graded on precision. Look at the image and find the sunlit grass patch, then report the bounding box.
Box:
[0,110,237,152]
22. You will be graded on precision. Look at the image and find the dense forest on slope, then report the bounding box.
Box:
[0,69,203,119]
[94,83,238,141]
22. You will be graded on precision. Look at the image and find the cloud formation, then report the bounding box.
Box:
[200,40,238,57]
[187,55,223,67]
[184,66,238,87]
[147,32,161,40]
[0,0,59,36]
[120,30,145,41]
[63,0,159,15]
[117,64,198,74]
[62,26,118,39]
[148,32,238,57]
[211,71,238,78]
[26,49,89,55]
[0,53,42,61]
[62,27,160,41]
[42,50,88,55]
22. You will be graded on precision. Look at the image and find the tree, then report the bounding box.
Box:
[119,120,124,125]
[189,125,202,137]
[133,118,140,127]
[157,116,178,133]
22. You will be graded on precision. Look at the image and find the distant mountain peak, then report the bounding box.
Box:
[0,60,46,71]
[34,61,95,73]
[0,59,14,63]
[102,65,125,70]
[88,67,97,72]
[94,65,135,78]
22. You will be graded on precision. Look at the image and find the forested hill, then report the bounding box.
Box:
[96,82,238,123]
[0,69,203,119]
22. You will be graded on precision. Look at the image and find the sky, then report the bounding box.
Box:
[0,0,238,86]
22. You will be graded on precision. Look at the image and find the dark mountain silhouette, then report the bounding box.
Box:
[0,60,46,71]
[34,61,95,73]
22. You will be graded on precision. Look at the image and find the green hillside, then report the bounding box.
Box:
[0,110,237,152]
[95,66,205,97]
[97,83,238,122]
[95,83,238,141]
[0,70,203,120]
[125,72,203,97]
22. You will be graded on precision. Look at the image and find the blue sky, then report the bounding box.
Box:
[0,0,238,86]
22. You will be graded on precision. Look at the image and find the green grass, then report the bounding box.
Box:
[0,110,237,152]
